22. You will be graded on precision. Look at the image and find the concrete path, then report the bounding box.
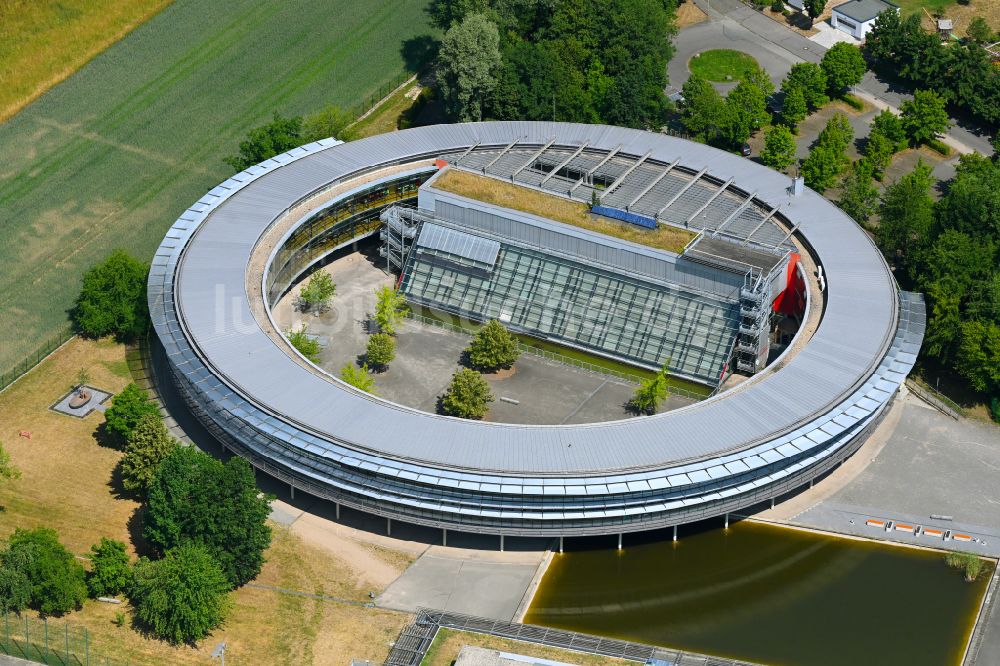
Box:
[376,546,548,622]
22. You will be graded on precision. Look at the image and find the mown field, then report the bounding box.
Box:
[0,0,173,123]
[0,337,413,664]
[0,0,438,376]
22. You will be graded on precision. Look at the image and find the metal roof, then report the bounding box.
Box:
[155,122,904,477]
[415,222,501,268]
[832,0,897,23]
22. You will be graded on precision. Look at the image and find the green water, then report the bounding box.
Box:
[525,522,992,666]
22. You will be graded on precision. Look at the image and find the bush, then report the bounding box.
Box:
[842,93,864,111]
[287,326,322,363]
[302,105,356,143]
[926,138,951,156]
[990,396,1000,423]
[770,0,784,11]
[87,538,133,598]
[945,551,984,581]
[104,383,160,442]
[340,363,377,394]
[440,368,494,419]
[1,528,87,616]
[365,333,396,371]
[131,543,230,644]
[73,250,150,341]
[144,447,272,589]
[296,271,336,314]
[121,413,178,495]
[466,320,520,371]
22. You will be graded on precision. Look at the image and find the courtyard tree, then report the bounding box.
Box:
[781,85,808,131]
[144,446,272,589]
[466,320,520,372]
[340,363,377,394]
[121,413,178,495]
[0,527,87,616]
[782,62,828,110]
[820,42,867,96]
[760,124,797,170]
[87,538,133,598]
[296,270,336,314]
[223,113,303,172]
[437,12,502,122]
[286,326,321,363]
[837,163,880,224]
[900,89,949,146]
[104,383,160,442]
[629,363,671,415]
[373,285,409,335]
[441,368,493,420]
[365,333,396,372]
[131,543,230,644]
[73,250,149,341]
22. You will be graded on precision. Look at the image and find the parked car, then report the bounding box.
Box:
[741,143,752,157]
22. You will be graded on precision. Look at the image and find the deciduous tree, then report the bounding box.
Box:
[104,383,160,442]
[876,160,935,278]
[783,62,828,110]
[73,250,149,341]
[144,447,271,589]
[837,164,880,224]
[286,326,321,363]
[437,12,502,122]
[629,363,671,415]
[466,320,520,371]
[121,413,178,495]
[781,85,808,131]
[441,368,493,419]
[87,538,133,598]
[223,113,303,172]
[374,286,409,335]
[340,363,377,394]
[1,528,86,616]
[131,543,230,644]
[760,124,797,170]
[365,333,396,372]
[296,271,336,314]
[820,42,867,96]
[900,89,950,145]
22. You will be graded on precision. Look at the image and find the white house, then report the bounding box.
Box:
[830,0,899,39]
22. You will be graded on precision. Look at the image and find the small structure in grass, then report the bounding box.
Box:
[466,320,520,373]
[441,368,494,420]
[945,551,984,582]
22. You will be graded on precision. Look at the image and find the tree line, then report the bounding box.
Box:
[864,11,1000,129]
[432,0,678,128]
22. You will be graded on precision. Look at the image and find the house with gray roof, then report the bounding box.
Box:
[831,0,899,39]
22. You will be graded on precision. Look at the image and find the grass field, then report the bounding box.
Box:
[0,0,439,378]
[0,337,413,664]
[0,0,173,123]
[688,49,760,83]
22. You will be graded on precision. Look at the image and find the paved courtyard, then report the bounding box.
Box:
[273,249,695,425]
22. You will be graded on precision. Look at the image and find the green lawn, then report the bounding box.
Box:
[688,49,760,82]
[0,0,438,377]
[892,0,955,14]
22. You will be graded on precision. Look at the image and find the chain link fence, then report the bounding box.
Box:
[0,325,75,394]
[0,613,129,666]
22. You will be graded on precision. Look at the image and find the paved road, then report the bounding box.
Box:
[677,0,995,156]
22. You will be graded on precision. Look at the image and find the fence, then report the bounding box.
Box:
[0,612,129,666]
[384,608,761,666]
[405,311,710,401]
[350,70,417,121]
[0,324,75,394]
